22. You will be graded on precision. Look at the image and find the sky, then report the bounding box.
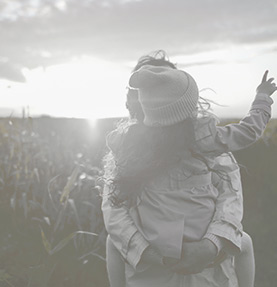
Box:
[0,0,277,119]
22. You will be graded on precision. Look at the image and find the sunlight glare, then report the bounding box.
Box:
[21,57,130,119]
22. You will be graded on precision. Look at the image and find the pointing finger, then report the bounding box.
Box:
[262,70,268,82]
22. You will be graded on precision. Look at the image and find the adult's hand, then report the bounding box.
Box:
[164,239,218,275]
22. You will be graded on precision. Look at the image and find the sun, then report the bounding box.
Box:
[20,56,129,119]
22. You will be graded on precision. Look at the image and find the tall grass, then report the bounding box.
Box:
[0,117,111,287]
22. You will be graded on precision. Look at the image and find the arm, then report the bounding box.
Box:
[102,188,148,269]
[103,129,162,269]
[102,186,163,269]
[212,93,272,152]
[167,153,244,274]
[196,71,276,155]
[204,153,243,254]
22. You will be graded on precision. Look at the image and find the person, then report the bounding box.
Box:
[102,50,273,286]
[103,107,253,287]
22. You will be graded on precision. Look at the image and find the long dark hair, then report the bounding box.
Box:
[104,119,195,206]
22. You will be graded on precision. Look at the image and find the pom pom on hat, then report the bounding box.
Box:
[129,66,199,126]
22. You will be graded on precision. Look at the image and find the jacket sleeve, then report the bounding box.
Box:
[195,93,273,155]
[204,153,244,253]
[101,186,150,268]
[103,129,152,268]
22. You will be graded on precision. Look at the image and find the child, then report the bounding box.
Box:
[102,54,276,287]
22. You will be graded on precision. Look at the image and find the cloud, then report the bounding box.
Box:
[0,61,26,82]
[0,0,277,81]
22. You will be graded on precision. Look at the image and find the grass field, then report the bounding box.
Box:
[0,116,276,287]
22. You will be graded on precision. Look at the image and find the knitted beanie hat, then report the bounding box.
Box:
[129,65,199,126]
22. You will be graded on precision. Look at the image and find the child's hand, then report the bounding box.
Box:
[256,70,277,96]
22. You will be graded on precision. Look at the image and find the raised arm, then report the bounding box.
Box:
[195,71,276,155]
